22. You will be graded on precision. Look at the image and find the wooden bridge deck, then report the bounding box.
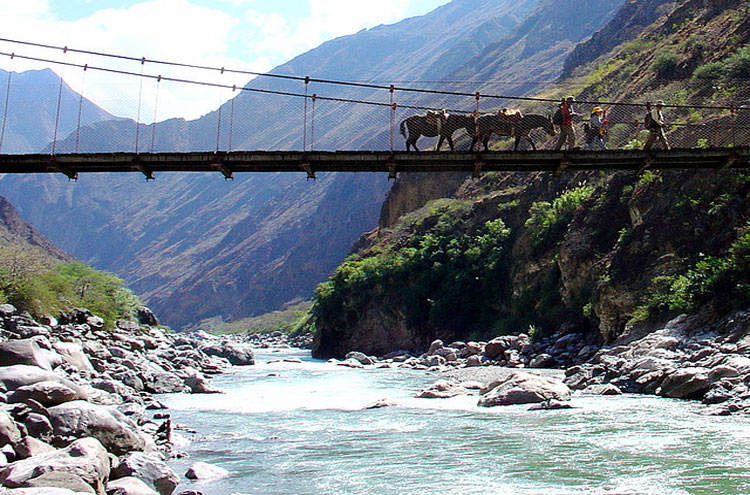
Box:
[0,148,747,180]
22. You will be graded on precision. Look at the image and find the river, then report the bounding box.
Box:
[160,348,750,495]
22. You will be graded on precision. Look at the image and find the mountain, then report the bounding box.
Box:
[311,0,750,358]
[0,68,118,153]
[0,196,71,261]
[0,0,627,329]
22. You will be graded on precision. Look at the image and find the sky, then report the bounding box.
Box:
[0,0,450,121]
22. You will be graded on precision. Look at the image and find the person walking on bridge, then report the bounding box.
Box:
[554,96,579,150]
[585,106,608,150]
[644,100,670,150]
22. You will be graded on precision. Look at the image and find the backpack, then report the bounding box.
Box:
[552,108,563,125]
[644,111,659,130]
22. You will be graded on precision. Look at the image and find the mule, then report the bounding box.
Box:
[469,113,556,151]
[399,110,449,151]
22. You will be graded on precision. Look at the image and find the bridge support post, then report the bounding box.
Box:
[300,162,315,180]
[472,161,484,178]
[387,160,397,180]
[132,160,155,181]
[46,158,78,181]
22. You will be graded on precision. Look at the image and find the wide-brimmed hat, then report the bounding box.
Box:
[591,106,604,114]
[565,96,576,102]
[654,100,665,106]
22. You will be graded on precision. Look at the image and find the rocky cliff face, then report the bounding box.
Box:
[0,196,71,261]
[312,0,750,359]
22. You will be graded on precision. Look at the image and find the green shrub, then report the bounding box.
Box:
[634,222,750,319]
[313,214,513,336]
[525,185,595,251]
[0,246,141,324]
[651,51,681,79]
[692,61,728,80]
[726,45,750,79]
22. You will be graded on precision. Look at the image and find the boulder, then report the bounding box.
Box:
[184,462,229,480]
[0,340,59,371]
[0,408,22,445]
[0,437,110,494]
[14,436,56,459]
[52,343,94,372]
[478,371,571,407]
[344,351,375,365]
[658,367,712,399]
[416,380,470,399]
[110,453,179,495]
[0,303,16,316]
[23,413,54,441]
[48,401,145,455]
[8,380,80,407]
[200,342,254,366]
[0,488,93,494]
[363,398,400,409]
[136,308,159,327]
[580,384,622,395]
[106,477,159,495]
[528,354,556,368]
[183,375,223,394]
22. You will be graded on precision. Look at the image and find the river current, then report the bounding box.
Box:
[161,348,750,495]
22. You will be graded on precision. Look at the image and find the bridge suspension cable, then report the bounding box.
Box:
[0,36,741,112]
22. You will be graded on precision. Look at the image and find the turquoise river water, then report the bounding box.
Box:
[161,348,750,495]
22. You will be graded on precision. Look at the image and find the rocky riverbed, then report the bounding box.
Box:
[0,304,255,495]
[331,309,750,414]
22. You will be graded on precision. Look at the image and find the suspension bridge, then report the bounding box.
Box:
[0,38,748,180]
[0,148,747,181]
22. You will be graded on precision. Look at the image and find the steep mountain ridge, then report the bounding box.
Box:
[0,68,118,153]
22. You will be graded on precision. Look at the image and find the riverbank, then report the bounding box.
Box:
[317,309,750,415]
[0,304,254,494]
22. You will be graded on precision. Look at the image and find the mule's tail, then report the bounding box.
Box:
[399,119,407,138]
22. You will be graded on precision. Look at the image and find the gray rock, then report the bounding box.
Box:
[106,477,159,495]
[363,398,399,409]
[14,436,56,459]
[0,437,110,494]
[8,380,80,407]
[0,340,59,371]
[478,371,571,407]
[23,413,54,441]
[48,401,145,455]
[53,343,94,372]
[200,342,254,366]
[136,308,159,327]
[344,351,375,365]
[658,367,711,399]
[0,408,22,445]
[0,488,91,494]
[183,375,223,394]
[529,354,556,368]
[580,384,622,395]
[416,380,470,399]
[184,462,229,480]
[110,453,179,495]
[0,303,17,316]
[528,399,576,411]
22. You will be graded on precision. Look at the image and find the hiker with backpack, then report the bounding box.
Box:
[584,106,608,150]
[554,96,579,150]
[644,100,670,150]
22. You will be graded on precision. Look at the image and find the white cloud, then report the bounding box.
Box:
[0,0,442,122]
[0,0,258,121]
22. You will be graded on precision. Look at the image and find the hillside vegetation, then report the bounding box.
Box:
[0,197,141,326]
[312,0,750,358]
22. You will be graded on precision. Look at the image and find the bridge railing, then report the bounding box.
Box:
[0,42,748,155]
